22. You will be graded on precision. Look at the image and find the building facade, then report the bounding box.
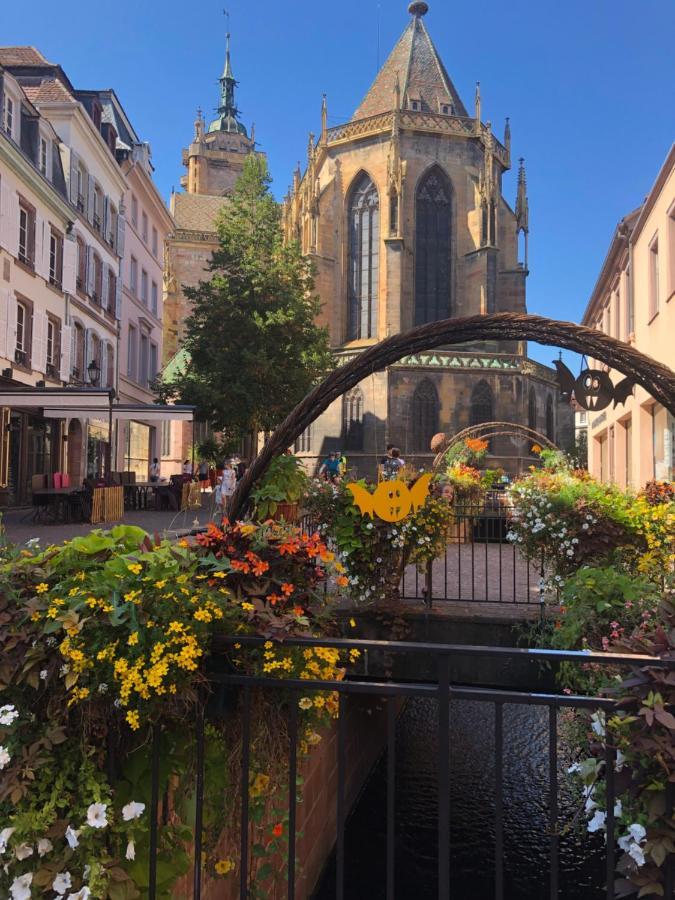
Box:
[283,3,570,476]
[582,144,675,487]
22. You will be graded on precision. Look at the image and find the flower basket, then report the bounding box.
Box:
[271,501,299,523]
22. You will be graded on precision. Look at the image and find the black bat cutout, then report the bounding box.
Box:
[554,360,635,411]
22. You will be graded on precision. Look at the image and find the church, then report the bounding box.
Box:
[283,1,571,475]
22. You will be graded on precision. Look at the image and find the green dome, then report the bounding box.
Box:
[207,113,247,136]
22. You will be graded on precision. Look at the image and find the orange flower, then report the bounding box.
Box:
[337,576,349,588]
[272,823,283,838]
[281,583,294,596]
[278,540,300,556]
[293,606,304,616]
[267,593,283,606]
[465,437,488,453]
[231,559,251,574]
[531,444,543,454]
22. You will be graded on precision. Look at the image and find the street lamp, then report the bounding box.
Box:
[87,358,100,386]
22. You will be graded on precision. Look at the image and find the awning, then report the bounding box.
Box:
[110,405,195,423]
[0,388,111,411]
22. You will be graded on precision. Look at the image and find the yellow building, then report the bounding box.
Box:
[582,144,675,486]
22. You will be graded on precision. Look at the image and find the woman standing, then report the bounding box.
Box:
[220,460,237,518]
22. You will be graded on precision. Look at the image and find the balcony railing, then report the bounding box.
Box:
[46,362,58,380]
[14,348,27,367]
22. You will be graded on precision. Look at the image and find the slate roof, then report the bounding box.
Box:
[353,13,467,120]
[171,193,226,233]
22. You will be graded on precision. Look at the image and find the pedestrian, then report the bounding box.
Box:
[149,458,160,483]
[220,460,237,517]
[182,459,193,477]
[337,450,347,478]
[319,452,341,483]
[198,459,209,492]
[382,447,404,480]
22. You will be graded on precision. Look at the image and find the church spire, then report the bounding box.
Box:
[207,28,248,136]
[516,157,529,268]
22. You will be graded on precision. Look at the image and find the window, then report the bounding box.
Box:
[108,269,117,315]
[414,166,453,325]
[89,334,101,384]
[545,395,554,441]
[347,173,379,340]
[76,236,86,292]
[127,325,137,380]
[342,386,364,451]
[139,334,149,387]
[626,265,634,335]
[649,236,660,319]
[151,280,158,315]
[92,254,103,303]
[411,379,439,452]
[669,204,675,298]
[141,269,148,305]
[76,164,87,213]
[39,137,49,176]
[470,380,494,426]
[72,323,85,380]
[105,343,115,389]
[141,212,148,242]
[3,95,13,136]
[130,256,138,295]
[613,288,621,340]
[49,227,63,288]
[149,343,158,387]
[528,388,537,432]
[16,300,28,366]
[109,203,118,249]
[161,420,171,457]
[131,195,138,227]
[46,317,60,379]
[18,200,36,267]
[92,185,103,234]
[294,424,312,453]
[152,226,158,257]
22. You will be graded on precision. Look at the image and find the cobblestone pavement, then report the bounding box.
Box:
[1,494,219,547]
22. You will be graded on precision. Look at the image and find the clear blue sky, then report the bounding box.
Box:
[4,0,674,368]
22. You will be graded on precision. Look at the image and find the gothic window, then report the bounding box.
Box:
[294,424,312,454]
[470,380,493,426]
[347,174,379,340]
[545,395,554,441]
[528,388,537,432]
[411,379,439,452]
[415,166,452,325]
[342,387,364,451]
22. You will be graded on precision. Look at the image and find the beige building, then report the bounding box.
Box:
[582,144,675,487]
[284,2,571,475]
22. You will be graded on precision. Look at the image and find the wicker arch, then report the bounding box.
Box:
[230,312,675,517]
[431,421,559,471]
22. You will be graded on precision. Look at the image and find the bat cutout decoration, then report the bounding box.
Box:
[347,474,432,523]
[554,360,634,412]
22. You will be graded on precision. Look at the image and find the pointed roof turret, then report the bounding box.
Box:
[207,31,248,136]
[353,3,467,120]
[516,157,529,234]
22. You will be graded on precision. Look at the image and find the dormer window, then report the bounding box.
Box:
[407,91,422,112]
[91,99,102,130]
[3,95,14,137]
[439,101,454,116]
[39,137,49,177]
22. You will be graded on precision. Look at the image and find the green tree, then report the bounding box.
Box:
[161,156,332,443]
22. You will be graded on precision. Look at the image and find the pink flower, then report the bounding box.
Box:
[601,637,610,651]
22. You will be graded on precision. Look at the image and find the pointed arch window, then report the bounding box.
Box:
[528,388,537,432]
[347,174,379,340]
[545,395,554,441]
[415,166,452,325]
[342,387,364,451]
[412,379,439,452]
[470,380,493,426]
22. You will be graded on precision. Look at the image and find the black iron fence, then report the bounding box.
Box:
[142,636,675,900]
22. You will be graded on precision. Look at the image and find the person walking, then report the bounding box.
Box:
[149,458,160,483]
[198,459,209,492]
[382,447,405,480]
[182,459,193,478]
[220,460,237,517]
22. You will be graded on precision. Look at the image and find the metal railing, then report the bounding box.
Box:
[141,636,675,900]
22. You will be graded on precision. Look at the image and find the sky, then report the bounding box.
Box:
[3,0,675,369]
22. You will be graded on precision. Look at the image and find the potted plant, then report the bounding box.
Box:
[250,453,309,522]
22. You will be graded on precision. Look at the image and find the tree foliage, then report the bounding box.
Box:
[161,156,333,443]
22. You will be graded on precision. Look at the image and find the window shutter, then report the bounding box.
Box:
[86,245,94,296]
[87,175,95,224]
[60,323,72,382]
[116,213,125,258]
[102,264,109,310]
[34,215,48,280]
[84,328,92,380]
[0,287,9,359]
[69,150,79,204]
[62,237,77,294]
[7,295,18,357]
[32,308,48,373]
[115,269,122,320]
[103,195,110,243]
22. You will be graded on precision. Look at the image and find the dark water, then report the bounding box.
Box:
[313,699,604,899]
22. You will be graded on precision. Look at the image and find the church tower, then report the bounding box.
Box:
[284,2,569,474]
[164,30,264,363]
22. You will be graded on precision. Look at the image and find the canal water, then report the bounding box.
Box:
[314,698,604,899]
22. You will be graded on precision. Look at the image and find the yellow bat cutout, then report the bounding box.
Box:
[347,474,432,523]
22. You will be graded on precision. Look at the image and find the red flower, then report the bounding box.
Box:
[272,823,283,838]
[292,606,304,617]
[281,582,294,596]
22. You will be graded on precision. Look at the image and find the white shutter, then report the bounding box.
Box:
[115,270,122,320]
[60,323,72,382]
[102,265,109,310]
[0,184,19,257]
[87,175,95,224]
[86,245,94,296]
[32,308,48,373]
[7,295,17,360]
[0,288,9,359]
[69,150,79,204]
[63,237,77,294]
[116,213,125,258]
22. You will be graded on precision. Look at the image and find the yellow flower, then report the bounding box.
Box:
[298,697,313,710]
[349,618,356,628]
[193,608,213,623]
[212,571,226,579]
[239,524,257,535]
[215,858,235,875]
[35,583,49,594]
[249,772,270,797]
[127,563,142,575]
[85,597,98,609]
[126,710,141,730]
[46,607,58,619]
[154,580,166,589]
[75,572,86,581]
[234,643,241,649]
[128,632,139,646]
[68,588,79,597]
[313,695,325,709]
[263,641,273,650]
[241,602,254,612]
[30,611,41,622]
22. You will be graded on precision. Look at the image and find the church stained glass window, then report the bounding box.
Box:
[470,380,493,426]
[343,386,365,451]
[528,388,538,432]
[347,174,379,340]
[545,395,554,441]
[412,379,439,452]
[414,166,452,325]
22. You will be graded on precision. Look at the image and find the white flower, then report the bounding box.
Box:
[37,837,53,856]
[122,801,145,822]
[590,711,605,738]
[97,683,108,694]
[0,826,15,853]
[10,872,33,900]
[82,865,90,881]
[64,826,79,848]
[0,705,19,726]
[587,809,606,832]
[613,800,622,817]
[125,840,135,860]
[582,523,589,530]
[86,802,108,829]
[566,762,580,775]
[14,842,33,860]
[39,669,48,680]
[53,872,72,895]
[66,889,91,900]
[627,842,646,867]
[0,745,11,769]
[59,664,70,676]
[627,823,646,844]
[615,749,626,772]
